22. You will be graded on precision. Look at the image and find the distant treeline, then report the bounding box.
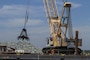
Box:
[84,50,90,53]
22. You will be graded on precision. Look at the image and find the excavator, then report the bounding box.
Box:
[42,0,82,55]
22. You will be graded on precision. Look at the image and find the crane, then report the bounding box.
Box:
[17,0,29,40]
[42,0,82,55]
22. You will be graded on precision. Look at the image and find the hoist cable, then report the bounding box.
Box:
[24,0,29,28]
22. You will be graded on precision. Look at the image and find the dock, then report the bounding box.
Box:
[0,54,90,60]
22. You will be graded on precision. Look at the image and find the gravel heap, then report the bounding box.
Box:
[0,41,42,54]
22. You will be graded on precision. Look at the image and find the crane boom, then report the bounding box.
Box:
[43,0,62,46]
[43,0,59,18]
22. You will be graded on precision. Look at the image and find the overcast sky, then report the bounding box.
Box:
[0,0,90,50]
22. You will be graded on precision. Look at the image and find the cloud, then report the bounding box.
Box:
[0,4,44,19]
[56,1,81,9]
[73,26,90,33]
[27,19,44,26]
[0,5,26,18]
[0,18,44,28]
[0,4,45,27]
[71,2,82,9]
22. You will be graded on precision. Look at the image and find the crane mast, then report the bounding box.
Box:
[61,1,73,39]
[61,1,75,48]
[43,0,61,46]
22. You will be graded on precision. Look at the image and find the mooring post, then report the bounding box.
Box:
[75,30,79,55]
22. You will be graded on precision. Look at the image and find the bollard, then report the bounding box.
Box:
[61,57,64,60]
[17,57,20,60]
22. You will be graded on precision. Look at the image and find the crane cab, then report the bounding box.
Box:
[46,37,53,46]
[64,2,71,7]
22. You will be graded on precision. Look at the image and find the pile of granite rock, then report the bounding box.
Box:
[0,41,42,54]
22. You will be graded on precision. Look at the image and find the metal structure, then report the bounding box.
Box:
[17,1,29,40]
[43,0,61,47]
[61,0,74,48]
[42,0,82,55]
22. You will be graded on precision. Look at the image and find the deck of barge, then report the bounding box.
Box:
[0,53,90,60]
